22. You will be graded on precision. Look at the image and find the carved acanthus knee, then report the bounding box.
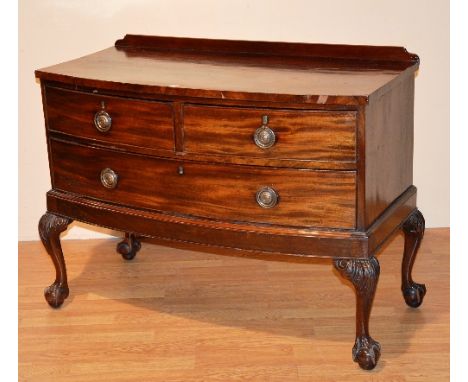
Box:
[334,257,381,370]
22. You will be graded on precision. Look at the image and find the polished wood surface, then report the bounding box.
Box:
[19,228,449,381]
[46,190,366,259]
[34,35,423,369]
[45,187,417,260]
[35,35,418,105]
[364,71,415,226]
[38,213,73,308]
[334,257,381,370]
[49,138,357,229]
[45,86,175,152]
[402,210,427,308]
[115,34,420,68]
[116,232,142,261]
[183,105,356,164]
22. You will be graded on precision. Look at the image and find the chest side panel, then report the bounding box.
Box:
[364,74,415,227]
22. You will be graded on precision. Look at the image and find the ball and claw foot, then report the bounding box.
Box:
[334,257,381,370]
[117,234,141,260]
[38,212,73,309]
[44,282,69,308]
[403,283,426,308]
[353,335,381,370]
[402,209,426,308]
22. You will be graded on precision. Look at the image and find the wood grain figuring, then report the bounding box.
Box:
[366,186,416,256]
[46,190,367,259]
[43,187,416,262]
[45,86,175,152]
[19,229,449,381]
[45,188,418,260]
[34,35,423,370]
[115,35,420,68]
[48,130,357,171]
[183,105,356,164]
[364,73,415,226]
[39,78,378,112]
[35,45,417,105]
[49,139,357,229]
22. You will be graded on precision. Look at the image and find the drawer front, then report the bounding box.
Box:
[183,105,356,163]
[45,87,174,151]
[50,139,356,229]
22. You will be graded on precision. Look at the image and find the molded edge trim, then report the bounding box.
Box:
[46,189,367,259]
[366,186,417,256]
[45,186,416,259]
[34,73,367,106]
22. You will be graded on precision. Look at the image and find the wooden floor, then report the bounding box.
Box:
[19,228,449,381]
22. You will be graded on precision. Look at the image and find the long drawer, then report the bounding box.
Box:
[183,105,357,163]
[45,87,175,151]
[50,139,357,229]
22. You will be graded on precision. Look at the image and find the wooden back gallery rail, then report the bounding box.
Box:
[35,34,425,370]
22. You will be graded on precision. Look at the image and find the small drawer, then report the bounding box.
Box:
[45,87,174,151]
[183,105,356,163]
[50,139,357,229]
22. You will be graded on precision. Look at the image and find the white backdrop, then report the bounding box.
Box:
[19,0,449,240]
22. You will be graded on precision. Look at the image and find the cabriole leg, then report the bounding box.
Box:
[402,209,426,308]
[38,212,73,308]
[117,232,141,260]
[334,257,381,370]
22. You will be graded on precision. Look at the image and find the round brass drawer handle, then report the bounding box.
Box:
[94,110,112,133]
[94,110,112,132]
[256,186,279,208]
[254,115,276,149]
[100,168,118,189]
[254,126,276,149]
[253,115,276,149]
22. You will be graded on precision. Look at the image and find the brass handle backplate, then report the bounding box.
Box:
[94,102,112,132]
[100,168,118,189]
[256,186,279,208]
[254,115,276,149]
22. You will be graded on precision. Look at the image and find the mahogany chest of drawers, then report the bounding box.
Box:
[35,35,425,370]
